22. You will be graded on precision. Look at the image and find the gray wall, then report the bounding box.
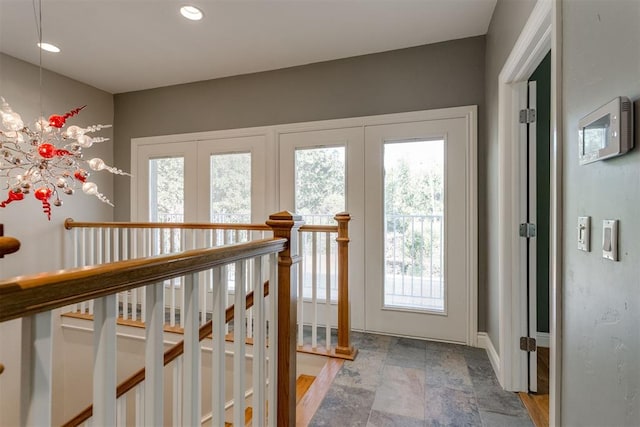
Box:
[0,52,114,426]
[483,0,537,352]
[562,0,640,424]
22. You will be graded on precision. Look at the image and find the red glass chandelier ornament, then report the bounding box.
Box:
[0,97,129,220]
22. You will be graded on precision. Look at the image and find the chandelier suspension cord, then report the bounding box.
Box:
[32,0,43,118]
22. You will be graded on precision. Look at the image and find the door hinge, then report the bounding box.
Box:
[519,223,536,238]
[520,337,537,352]
[519,108,536,124]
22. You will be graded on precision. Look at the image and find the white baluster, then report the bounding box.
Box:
[233,260,246,427]
[88,229,95,315]
[122,230,129,320]
[116,394,126,426]
[180,230,186,329]
[246,259,254,340]
[170,229,177,327]
[252,257,266,426]
[312,232,318,349]
[145,282,164,426]
[267,253,278,427]
[297,236,304,347]
[325,232,332,350]
[211,267,225,427]
[131,230,138,321]
[93,295,117,426]
[183,272,201,426]
[135,383,144,426]
[172,358,182,426]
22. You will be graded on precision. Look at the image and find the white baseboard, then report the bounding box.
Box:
[477,332,500,380]
[536,331,550,348]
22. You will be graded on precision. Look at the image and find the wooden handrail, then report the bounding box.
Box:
[0,238,286,323]
[63,217,338,233]
[63,281,270,427]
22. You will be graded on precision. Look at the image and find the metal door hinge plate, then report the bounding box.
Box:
[520,337,537,352]
[519,108,536,124]
[519,223,536,238]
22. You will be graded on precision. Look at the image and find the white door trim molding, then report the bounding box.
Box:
[130,106,478,346]
[497,0,562,424]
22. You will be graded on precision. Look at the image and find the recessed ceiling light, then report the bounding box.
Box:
[37,42,60,53]
[180,5,203,21]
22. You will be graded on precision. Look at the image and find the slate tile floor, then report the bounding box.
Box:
[309,332,533,427]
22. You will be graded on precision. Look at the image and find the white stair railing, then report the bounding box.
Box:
[63,213,356,360]
[1,212,302,427]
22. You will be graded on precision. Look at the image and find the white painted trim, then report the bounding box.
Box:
[536,332,550,348]
[131,105,477,148]
[549,1,563,425]
[467,108,479,347]
[477,332,501,381]
[497,0,552,392]
[497,0,562,423]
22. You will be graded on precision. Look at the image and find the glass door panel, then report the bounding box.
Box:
[365,118,470,343]
[294,146,345,224]
[295,146,345,301]
[149,156,185,223]
[210,152,251,224]
[384,140,444,312]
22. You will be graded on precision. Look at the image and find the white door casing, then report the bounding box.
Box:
[527,80,538,393]
[364,118,474,343]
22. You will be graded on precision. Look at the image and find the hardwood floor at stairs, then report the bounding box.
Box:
[223,367,339,427]
[519,347,550,427]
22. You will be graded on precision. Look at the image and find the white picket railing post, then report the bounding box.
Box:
[182,272,201,426]
[144,282,164,426]
[93,295,117,426]
[20,311,53,426]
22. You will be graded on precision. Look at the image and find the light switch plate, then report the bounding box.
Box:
[602,219,619,261]
[577,216,590,251]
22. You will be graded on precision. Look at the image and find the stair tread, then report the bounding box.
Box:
[224,374,316,426]
[296,374,316,404]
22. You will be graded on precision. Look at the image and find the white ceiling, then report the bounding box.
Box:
[0,0,497,94]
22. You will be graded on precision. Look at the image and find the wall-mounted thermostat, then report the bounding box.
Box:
[579,97,633,165]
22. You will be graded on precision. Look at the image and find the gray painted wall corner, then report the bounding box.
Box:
[483,0,538,353]
[562,0,640,425]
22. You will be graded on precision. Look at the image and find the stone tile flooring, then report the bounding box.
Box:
[309,332,533,427]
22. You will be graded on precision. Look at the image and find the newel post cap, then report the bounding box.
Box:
[267,211,303,222]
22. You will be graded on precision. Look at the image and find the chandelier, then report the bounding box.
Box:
[0,97,128,220]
